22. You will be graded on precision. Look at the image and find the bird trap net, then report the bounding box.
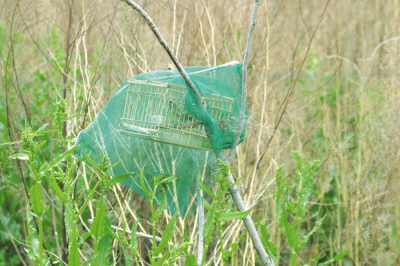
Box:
[74,61,247,217]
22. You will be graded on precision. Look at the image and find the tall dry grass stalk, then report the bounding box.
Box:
[1,0,399,265]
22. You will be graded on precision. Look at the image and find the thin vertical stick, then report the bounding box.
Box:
[193,151,204,266]
[62,0,74,262]
[226,0,261,162]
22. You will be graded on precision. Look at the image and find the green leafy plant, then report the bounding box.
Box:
[261,151,350,266]
[199,160,249,266]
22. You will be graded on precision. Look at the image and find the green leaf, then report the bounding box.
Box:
[35,123,49,133]
[123,249,133,265]
[84,153,101,169]
[64,205,74,239]
[228,173,247,188]
[198,179,215,199]
[34,140,47,151]
[78,181,101,216]
[318,258,334,266]
[202,197,212,211]
[26,227,39,262]
[40,146,79,173]
[0,140,22,147]
[299,214,327,250]
[108,159,121,170]
[90,204,106,239]
[154,212,178,256]
[153,196,166,222]
[260,225,277,257]
[97,216,113,266]
[66,114,84,120]
[37,130,57,134]
[80,233,92,246]
[84,256,96,266]
[139,166,151,198]
[68,223,80,266]
[50,173,67,203]
[203,204,216,239]
[29,183,44,215]
[305,254,325,265]
[154,250,170,266]
[334,250,350,261]
[158,175,179,185]
[218,208,253,221]
[283,212,296,249]
[11,153,29,160]
[105,172,134,188]
[130,220,139,256]
[184,254,197,266]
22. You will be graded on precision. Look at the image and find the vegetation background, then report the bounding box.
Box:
[0,0,399,265]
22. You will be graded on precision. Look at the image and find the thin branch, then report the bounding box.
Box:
[256,0,330,170]
[121,0,221,155]
[226,0,261,162]
[61,1,74,263]
[120,0,205,114]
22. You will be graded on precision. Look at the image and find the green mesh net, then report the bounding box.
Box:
[74,61,247,217]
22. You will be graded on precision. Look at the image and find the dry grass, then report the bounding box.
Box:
[1,0,400,265]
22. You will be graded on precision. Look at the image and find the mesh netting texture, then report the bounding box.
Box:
[74,61,247,217]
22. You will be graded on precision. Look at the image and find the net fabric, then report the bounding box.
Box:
[74,61,247,217]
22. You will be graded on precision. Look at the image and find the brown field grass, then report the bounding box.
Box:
[1,0,399,265]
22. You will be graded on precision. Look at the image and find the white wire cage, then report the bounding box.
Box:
[119,79,235,151]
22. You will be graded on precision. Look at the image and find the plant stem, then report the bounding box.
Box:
[93,235,99,266]
[276,227,281,264]
[99,181,105,205]
[194,151,204,266]
[217,221,226,266]
[39,215,44,266]
[150,186,157,255]
[290,249,297,266]
[202,210,216,265]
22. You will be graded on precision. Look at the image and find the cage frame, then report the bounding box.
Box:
[119,79,235,151]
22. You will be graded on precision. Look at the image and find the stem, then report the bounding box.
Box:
[150,186,157,255]
[290,249,297,266]
[93,235,99,266]
[194,151,204,266]
[217,221,226,266]
[202,212,216,265]
[62,0,74,262]
[39,215,44,266]
[276,227,281,264]
[99,180,105,206]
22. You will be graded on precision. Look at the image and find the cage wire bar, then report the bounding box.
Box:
[119,79,235,151]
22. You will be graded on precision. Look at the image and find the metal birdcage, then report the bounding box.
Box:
[119,79,235,151]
